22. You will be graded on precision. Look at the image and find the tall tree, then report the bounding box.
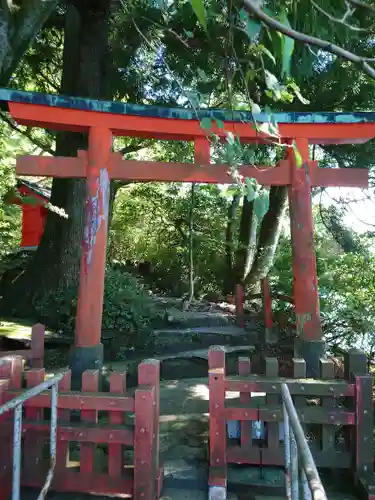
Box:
[0,0,59,84]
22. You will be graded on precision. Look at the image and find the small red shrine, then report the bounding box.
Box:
[11,180,49,249]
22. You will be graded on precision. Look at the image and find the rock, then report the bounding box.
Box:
[165,309,231,328]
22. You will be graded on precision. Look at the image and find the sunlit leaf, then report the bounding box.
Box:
[251,102,261,115]
[214,117,224,129]
[254,191,270,219]
[200,117,212,130]
[259,45,276,65]
[245,177,256,202]
[289,82,310,104]
[190,0,207,31]
[292,140,303,168]
[279,11,294,78]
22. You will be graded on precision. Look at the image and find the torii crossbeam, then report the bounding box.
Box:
[0,88,371,379]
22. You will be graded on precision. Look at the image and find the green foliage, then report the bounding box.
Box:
[34,267,164,346]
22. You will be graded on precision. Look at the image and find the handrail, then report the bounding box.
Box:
[281,383,328,500]
[0,367,65,500]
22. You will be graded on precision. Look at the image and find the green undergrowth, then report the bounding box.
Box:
[33,266,166,347]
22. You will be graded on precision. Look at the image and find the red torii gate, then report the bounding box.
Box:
[1,88,370,379]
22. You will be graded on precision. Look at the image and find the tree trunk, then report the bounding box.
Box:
[0,0,59,84]
[187,183,196,304]
[246,186,288,289]
[233,195,257,286]
[5,2,111,315]
[223,194,240,295]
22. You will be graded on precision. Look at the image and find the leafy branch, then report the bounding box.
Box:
[241,0,375,78]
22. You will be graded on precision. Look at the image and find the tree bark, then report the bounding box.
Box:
[233,195,257,286]
[5,2,112,315]
[246,186,288,289]
[223,194,240,295]
[0,0,59,84]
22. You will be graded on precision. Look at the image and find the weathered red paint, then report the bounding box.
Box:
[207,346,373,485]
[75,127,112,348]
[80,370,99,473]
[208,346,227,489]
[288,139,321,341]
[10,184,48,248]
[9,101,375,143]
[16,154,369,187]
[0,358,162,500]
[108,371,127,477]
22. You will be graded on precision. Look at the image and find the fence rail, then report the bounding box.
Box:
[0,370,64,500]
[282,383,327,500]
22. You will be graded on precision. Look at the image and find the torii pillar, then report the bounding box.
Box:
[70,126,112,384]
[288,139,323,377]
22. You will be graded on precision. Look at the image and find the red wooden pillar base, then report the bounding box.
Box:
[288,139,324,377]
[71,126,112,388]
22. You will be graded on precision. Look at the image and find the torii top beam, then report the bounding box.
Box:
[2,87,375,144]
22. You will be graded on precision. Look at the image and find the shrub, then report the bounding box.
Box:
[34,266,165,347]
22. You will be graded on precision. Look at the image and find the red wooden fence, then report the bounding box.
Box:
[0,356,162,500]
[0,323,45,368]
[208,345,374,498]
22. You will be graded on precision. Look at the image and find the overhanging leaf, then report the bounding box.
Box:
[254,191,270,219]
[292,141,303,168]
[214,117,225,129]
[190,0,207,31]
[200,117,212,130]
[279,12,294,78]
[245,177,256,202]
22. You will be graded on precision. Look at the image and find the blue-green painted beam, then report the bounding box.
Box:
[1,87,375,125]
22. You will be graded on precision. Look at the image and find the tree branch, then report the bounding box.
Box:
[0,111,54,154]
[310,0,369,31]
[242,0,375,78]
[347,0,375,15]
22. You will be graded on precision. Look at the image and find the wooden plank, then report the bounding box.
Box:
[225,376,354,397]
[10,102,375,143]
[320,358,336,454]
[263,358,280,460]
[0,421,134,444]
[227,446,261,464]
[24,369,45,476]
[108,372,126,477]
[133,385,156,500]
[208,346,227,488]
[109,157,291,185]
[224,407,258,421]
[257,446,351,468]
[238,357,252,447]
[80,370,99,474]
[312,167,368,188]
[21,466,133,495]
[137,359,161,477]
[3,390,135,411]
[355,375,373,477]
[56,370,71,475]
[16,155,85,178]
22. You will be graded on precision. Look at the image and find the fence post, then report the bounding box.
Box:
[24,369,45,477]
[208,346,227,499]
[134,385,156,500]
[108,371,127,478]
[56,370,71,477]
[137,359,160,482]
[80,370,100,474]
[31,324,45,369]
